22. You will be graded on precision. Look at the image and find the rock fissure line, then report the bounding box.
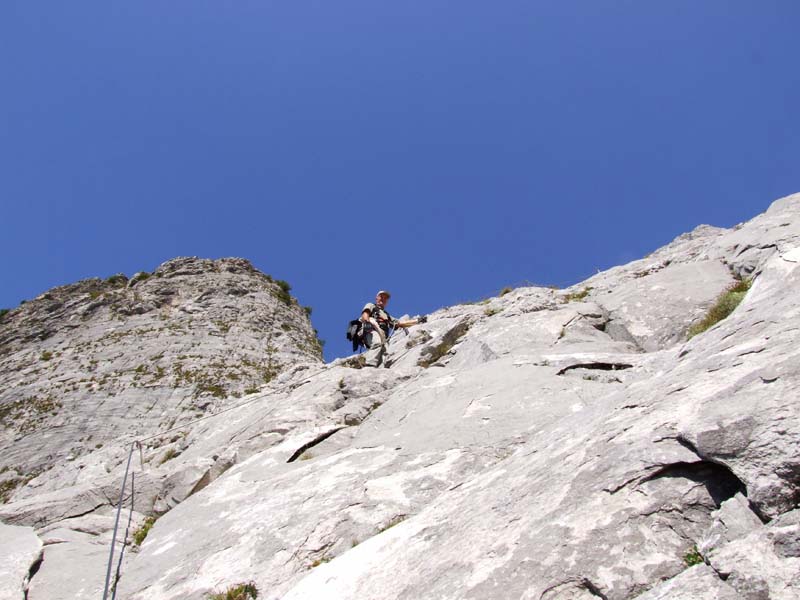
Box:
[42,502,110,528]
[286,427,347,463]
[555,362,633,376]
[23,547,43,600]
[581,578,609,599]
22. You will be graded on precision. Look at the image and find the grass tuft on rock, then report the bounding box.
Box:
[309,557,330,568]
[274,280,293,305]
[208,582,258,600]
[684,545,704,566]
[687,279,752,339]
[158,448,178,465]
[0,479,22,504]
[106,273,128,287]
[133,516,156,546]
[563,287,592,303]
[378,515,407,533]
[417,320,471,368]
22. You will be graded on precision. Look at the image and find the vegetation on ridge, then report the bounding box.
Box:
[274,279,293,305]
[563,287,592,302]
[208,582,258,600]
[687,279,752,339]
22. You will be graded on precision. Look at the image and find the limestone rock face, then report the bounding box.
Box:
[3,193,800,600]
[0,257,322,599]
[0,522,42,600]
[0,256,321,504]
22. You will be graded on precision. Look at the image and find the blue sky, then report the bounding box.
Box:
[1,2,798,360]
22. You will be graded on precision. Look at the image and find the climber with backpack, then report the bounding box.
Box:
[346,290,427,367]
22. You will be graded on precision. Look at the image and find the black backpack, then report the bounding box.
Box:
[346,319,364,352]
[347,305,394,352]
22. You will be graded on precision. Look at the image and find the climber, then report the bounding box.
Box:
[360,290,426,367]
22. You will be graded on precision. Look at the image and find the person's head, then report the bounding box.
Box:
[375,290,391,307]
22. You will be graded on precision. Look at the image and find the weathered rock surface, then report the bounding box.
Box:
[0,257,321,599]
[3,193,800,600]
[0,256,321,504]
[704,508,800,600]
[0,522,42,600]
[635,565,740,600]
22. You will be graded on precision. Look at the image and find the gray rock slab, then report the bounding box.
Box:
[709,192,800,277]
[594,260,734,352]
[699,492,763,555]
[116,444,504,600]
[279,243,800,600]
[675,250,800,519]
[0,522,42,600]
[27,538,110,600]
[706,509,800,600]
[351,356,615,454]
[634,564,740,600]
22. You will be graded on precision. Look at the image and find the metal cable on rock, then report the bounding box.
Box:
[102,441,138,600]
[111,472,135,600]
[100,364,330,598]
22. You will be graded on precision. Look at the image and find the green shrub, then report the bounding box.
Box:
[106,274,128,287]
[261,367,278,383]
[133,517,156,546]
[563,287,592,302]
[273,279,292,305]
[0,308,9,322]
[198,383,226,398]
[0,479,22,504]
[484,307,502,317]
[378,515,407,533]
[303,305,313,317]
[208,582,258,600]
[159,448,178,465]
[40,351,53,361]
[498,286,513,297]
[684,545,704,566]
[687,279,752,339]
[309,557,330,568]
[418,320,470,368]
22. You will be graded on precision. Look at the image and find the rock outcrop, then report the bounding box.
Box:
[0,257,322,599]
[2,194,800,600]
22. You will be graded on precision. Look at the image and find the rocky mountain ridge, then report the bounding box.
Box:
[0,256,322,507]
[1,194,799,600]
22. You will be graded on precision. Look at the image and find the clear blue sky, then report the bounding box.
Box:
[1,2,798,360]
